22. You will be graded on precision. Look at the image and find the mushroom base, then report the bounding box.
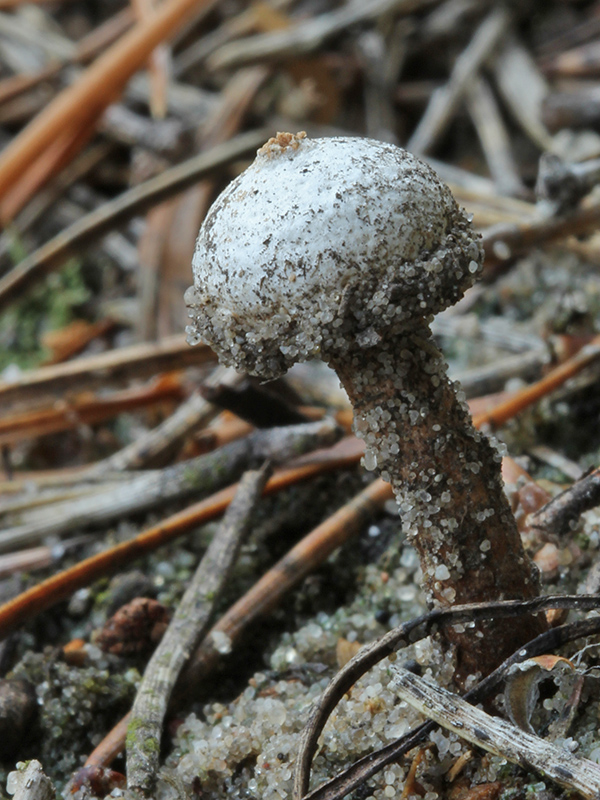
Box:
[330,325,547,682]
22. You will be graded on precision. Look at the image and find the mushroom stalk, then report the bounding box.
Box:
[330,323,544,679]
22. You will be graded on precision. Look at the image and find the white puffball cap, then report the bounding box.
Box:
[186,133,482,379]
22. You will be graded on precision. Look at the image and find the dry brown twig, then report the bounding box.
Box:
[207,0,436,71]
[392,667,600,799]
[0,333,213,414]
[0,436,364,641]
[407,7,512,156]
[0,373,184,448]
[87,365,243,474]
[529,465,600,536]
[0,420,340,552]
[81,469,392,775]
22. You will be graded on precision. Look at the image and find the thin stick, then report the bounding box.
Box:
[465,75,524,197]
[481,195,600,275]
[177,477,393,697]
[131,0,171,119]
[84,473,392,771]
[0,374,183,447]
[529,465,600,536]
[0,420,340,552]
[208,0,435,70]
[0,112,97,221]
[88,366,242,474]
[407,7,511,155]
[126,464,271,794]
[85,715,130,768]
[0,536,90,580]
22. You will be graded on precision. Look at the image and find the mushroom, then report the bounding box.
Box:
[185,132,545,679]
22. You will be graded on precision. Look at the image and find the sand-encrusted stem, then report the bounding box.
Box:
[330,324,543,679]
[186,132,546,678]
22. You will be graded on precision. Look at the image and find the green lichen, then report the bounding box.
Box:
[143,736,160,755]
[126,717,145,750]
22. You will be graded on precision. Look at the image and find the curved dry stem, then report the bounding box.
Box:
[293,595,600,800]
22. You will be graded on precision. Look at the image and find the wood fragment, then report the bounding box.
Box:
[529,466,600,536]
[200,377,310,428]
[543,39,600,79]
[294,604,600,800]
[207,0,436,71]
[130,0,172,120]
[126,464,271,794]
[88,366,242,473]
[465,76,524,197]
[83,467,388,771]
[392,665,600,799]
[492,35,554,152]
[535,13,600,61]
[99,105,190,156]
[528,445,583,482]
[0,535,91,579]
[85,715,130,769]
[472,336,600,429]
[136,202,177,341]
[0,0,219,207]
[536,153,600,214]
[40,318,115,365]
[481,198,600,276]
[0,374,182,447]
[73,7,135,64]
[0,62,61,107]
[453,348,550,399]
[177,476,393,699]
[6,760,55,800]
[6,141,113,248]
[542,86,600,134]
[0,112,97,220]
[356,30,398,144]
[0,10,74,60]
[398,746,426,800]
